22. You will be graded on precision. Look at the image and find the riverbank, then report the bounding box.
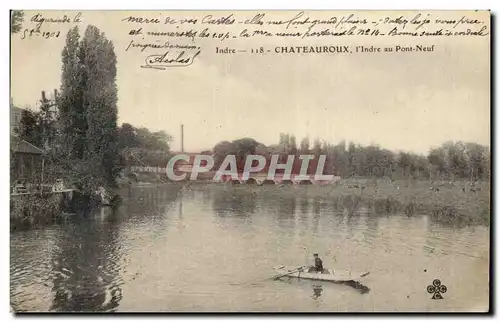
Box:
[10,189,107,231]
[11,179,489,312]
[184,178,490,226]
[10,194,64,230]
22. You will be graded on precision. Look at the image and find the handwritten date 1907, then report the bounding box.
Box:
[141,50,201,70]
[21,27,60,40]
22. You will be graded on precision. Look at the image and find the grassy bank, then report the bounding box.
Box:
[185,178,490,226]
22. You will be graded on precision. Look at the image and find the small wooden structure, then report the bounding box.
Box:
[10,135,46,193]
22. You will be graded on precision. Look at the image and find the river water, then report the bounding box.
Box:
[10,184,489,312]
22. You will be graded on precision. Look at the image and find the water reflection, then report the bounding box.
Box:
[212,188,256,217]
[121,185,181,218]
[200,186,214,206]
[362,216,379,245]
[346,204,361,225]
[277,196,296,219]
[50,214,123,312]
[299,196,310,215]
[341,280,371,294]
[312,284,323,299]
[178,193,183,219]
[10,185,489,312]
[312,197,321,215]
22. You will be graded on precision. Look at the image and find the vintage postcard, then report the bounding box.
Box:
[9,10,490,312]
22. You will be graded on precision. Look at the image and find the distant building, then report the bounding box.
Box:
[10,135,46,186]
[10,99,24,135]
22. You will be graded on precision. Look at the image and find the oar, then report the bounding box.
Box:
[273,266,310,280]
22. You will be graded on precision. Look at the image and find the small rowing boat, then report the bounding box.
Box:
[273,265,370,282]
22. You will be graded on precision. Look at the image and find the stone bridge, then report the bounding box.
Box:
[215,173,341,186]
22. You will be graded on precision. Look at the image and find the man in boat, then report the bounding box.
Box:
[309,253,324,273]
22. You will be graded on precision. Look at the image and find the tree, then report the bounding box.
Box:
[481,147,491,180]
[134,127,171,151]
[276,133,289,153]
[312,138,322,156]
[428,146,447,179]
[299,137,310,153]
[58,25,121,189]
[118,123,139,150]
[255,143,270,157]
[464,142,489,181]
[11,10,24,34]
[398,152,413,178]
[347,142,358,177]
[444,141,468,181]
[380,148,396,178]
[119,124,172,167]
[289,135,297,155]
[59,26,85,159]
[209,134,490,181]
[38,91,58,151]
[278,133,289,150]
[363,145,383,177]
[331,141,348,176]
[80,26,120,183]
[96,28,120,181]
[150,131,173,151]
[267,144,280,154]
[232,138,261,170]
[411,154,429,178]
[232,138,260,158]
[18,91,58,149]
[213,141,237,170]
[19,109,41,146]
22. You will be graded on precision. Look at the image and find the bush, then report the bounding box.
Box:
[10,195,62,230]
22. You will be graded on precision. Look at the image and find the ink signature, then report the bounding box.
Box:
[141,50,201,70]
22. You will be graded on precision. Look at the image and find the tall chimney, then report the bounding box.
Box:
[181,124,184,152]
[41,90,46,101]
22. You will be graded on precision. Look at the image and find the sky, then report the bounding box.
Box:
[10,10,490,154]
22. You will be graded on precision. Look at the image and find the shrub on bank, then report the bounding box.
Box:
[10,195,62,230]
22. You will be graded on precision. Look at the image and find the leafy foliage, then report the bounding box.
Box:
[19,109,41,146]
[117,123,172,167]
[17,25,123,194]
[10,10,24,34]
[211,133,490,181]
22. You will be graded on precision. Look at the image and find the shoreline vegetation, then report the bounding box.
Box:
[181,178,490,227]
[10,195,62,230]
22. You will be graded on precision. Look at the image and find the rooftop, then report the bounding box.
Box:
[10,136,45,155]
